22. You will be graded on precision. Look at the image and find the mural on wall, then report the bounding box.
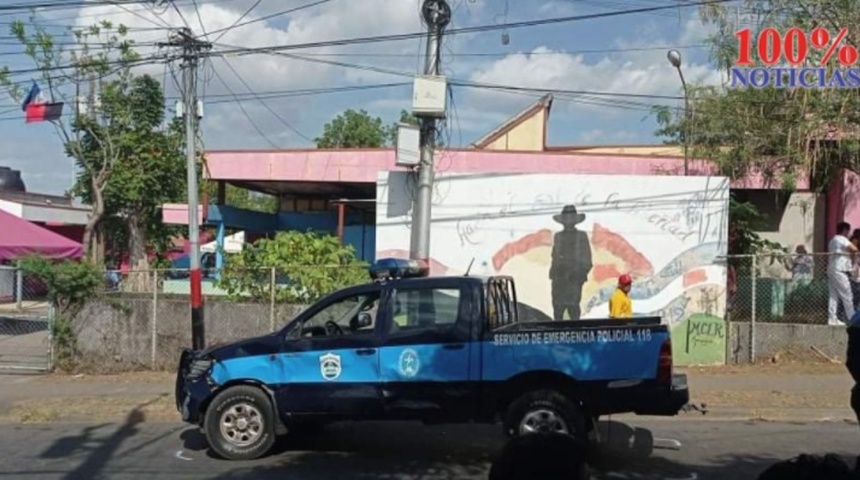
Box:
[376,172,731,365]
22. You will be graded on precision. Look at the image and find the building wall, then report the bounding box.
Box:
[563,145,685,157]
[833,169,860,238]
[484,113,546,151]
[734,191,825,253]
[377,171,731,366]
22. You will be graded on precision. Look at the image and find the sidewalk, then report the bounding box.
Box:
[0,365,856,424]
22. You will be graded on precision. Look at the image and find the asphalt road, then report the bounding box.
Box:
[0,417,857,480]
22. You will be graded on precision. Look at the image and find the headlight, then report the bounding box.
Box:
[187,358,212,380]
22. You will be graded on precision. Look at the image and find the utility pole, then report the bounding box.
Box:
[162,27,211,350]
[410,0,451,262]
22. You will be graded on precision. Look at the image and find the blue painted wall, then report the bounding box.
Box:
[170,207,377,270]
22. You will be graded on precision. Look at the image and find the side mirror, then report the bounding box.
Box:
[357,312,373,328]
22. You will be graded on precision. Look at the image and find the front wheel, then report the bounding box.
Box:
[204,386,277,460]
[503,390,587,440]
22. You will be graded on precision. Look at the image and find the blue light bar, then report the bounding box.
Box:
[369,258,429,280]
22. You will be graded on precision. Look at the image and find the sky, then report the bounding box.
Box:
[0,0,728,195]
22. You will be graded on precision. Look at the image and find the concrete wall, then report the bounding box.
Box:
[757,192,825,253]
[727,322,847,364]
[73,295,306,372]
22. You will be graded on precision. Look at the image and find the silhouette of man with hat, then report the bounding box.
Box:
[550,205,593,321]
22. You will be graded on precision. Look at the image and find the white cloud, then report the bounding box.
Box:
[464,16,722,116]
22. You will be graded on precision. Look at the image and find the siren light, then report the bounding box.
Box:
[369,258,429,280]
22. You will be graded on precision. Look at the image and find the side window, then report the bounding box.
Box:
[390,287,462,333]
[487,279,515,330]
[296,291,380,338]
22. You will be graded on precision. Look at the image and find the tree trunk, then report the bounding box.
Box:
[126,213,151,293]
[83,175,106,263]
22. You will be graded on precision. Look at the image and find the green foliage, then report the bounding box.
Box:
[19,257,103,367]
[71,74,187,269]
[205,181,278,213]
[652,1,860,189]
[728,198,783,256]
[316,108,445,149]
[316,109,387,148]
[217,231,368,303]
[384,109,445,147]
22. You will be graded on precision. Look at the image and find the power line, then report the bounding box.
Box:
[289,43,710,58]
[208,0,261,43]
[209,62,281,148]
[217,56,312,141]
[206,0,332,41]
[209,0,732,57]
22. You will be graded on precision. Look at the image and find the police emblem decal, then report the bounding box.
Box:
[319,352,342,381]
[398,348,420,377]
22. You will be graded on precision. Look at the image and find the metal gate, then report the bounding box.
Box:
[0,266,52,372]
[0,310,51,372]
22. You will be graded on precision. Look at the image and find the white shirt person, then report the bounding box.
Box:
[828,222,858,325]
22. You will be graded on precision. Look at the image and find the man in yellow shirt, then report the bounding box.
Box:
[609,274,633,319]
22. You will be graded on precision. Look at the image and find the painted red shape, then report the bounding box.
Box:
[683,269,708,287]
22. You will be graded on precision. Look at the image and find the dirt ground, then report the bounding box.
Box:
[0,361,854,425]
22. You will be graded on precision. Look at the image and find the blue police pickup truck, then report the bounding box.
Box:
[175,259,689,460]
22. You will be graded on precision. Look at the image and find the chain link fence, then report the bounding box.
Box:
[0,265,52,371]
[726,252,851,364]
[73,265,367,372]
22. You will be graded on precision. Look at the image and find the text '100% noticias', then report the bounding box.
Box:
[731,27,860,88]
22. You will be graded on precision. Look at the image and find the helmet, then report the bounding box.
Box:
[618,274,633,285]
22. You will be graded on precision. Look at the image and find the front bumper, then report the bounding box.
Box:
[633,373,690,416]
[175,349,212,424]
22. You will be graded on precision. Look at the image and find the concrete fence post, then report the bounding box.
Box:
[750,254,757,364]
[270,267,276,332]
[151,270,158,370]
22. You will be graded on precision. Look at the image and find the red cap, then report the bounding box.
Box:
[618,274,632,285]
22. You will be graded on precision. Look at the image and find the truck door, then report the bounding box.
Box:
[378,280,473,420]
[276,284,385,416]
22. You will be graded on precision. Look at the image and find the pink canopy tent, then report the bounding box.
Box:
[0,209,83,261]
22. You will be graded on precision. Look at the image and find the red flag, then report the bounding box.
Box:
[25,102,64,123]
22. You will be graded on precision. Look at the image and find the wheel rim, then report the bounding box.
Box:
[219,402,264,447]
[519,408,569,435]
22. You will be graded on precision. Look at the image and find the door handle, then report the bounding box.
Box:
[355,348,376,356]
[443,343,465,350]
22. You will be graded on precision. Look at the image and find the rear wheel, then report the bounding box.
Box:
[503,390,587,440]
[204,386,276,460]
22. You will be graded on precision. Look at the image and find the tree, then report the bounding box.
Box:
[384,109,446,147]
[0,19,141,262]
[217,231,368,304]
[204,181,278,213]
[653,1,860,190]
[315,109,387,148]
[73,74,187,275]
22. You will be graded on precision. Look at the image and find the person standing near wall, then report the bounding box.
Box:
[609,274,633,319]
[828,222,858,326]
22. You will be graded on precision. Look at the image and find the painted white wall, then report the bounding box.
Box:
[376,172,730,327]
[0,199,23,217]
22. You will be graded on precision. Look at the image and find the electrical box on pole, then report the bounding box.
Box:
[395,124,421,167]
[412,75,448,119]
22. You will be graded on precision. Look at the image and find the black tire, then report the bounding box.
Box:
[503,390,587,440]
[204,385,277,461]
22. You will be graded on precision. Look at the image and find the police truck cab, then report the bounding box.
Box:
[175,258,689,460]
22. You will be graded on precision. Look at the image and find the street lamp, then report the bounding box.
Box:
[667,49,689,176]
